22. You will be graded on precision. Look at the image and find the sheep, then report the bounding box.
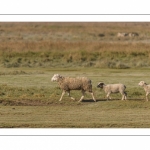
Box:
[138,81,150,101]
[117,32,128,37]
[97,82,127,100]
[51,74,96,102]
[128,32,139,37]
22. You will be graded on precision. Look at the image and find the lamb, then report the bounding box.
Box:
[97,82,127,100]
[51,74,96,102]
[138,81,150,101]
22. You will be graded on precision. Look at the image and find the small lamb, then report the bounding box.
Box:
[97,82,127,100]
[51,74,96,102]
[138,81,150,101]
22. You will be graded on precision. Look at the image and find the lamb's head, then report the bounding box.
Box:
[138,81,147,87]
[97,82,105,88]
[51,74,63,82]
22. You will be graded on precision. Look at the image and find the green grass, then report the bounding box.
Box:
[1,101,150,128]
[0,67,150,128]
[0,67,149,102]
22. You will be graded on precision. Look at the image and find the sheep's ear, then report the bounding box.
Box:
[142,81,147,85]
[59,75,64,79]
[99,82,103,84]
[98,82,102,85]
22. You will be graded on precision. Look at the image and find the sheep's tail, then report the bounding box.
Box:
[124,85,127,97]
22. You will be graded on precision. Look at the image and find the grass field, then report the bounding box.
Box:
[0,22,150,128]
[0,67,150,128]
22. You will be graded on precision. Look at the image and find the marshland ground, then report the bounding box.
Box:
[0,22,150,128]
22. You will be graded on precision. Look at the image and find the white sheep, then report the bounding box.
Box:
[97,82,127,100]
[138,81,150,101]
[51,74,96,102]
[117,32,128,37]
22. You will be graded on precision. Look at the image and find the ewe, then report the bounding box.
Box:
[51,74,96,102]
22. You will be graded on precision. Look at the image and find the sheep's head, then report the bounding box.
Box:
[51,74,63,82]
[97,82,105,88]
[138,81,147,87]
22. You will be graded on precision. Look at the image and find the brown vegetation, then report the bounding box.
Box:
[0,22,150,68]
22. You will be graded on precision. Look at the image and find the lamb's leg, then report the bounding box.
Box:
[68,91,75,100]
[120,92,124,100]
[59,90,65,101]
[90,92,96,102]
[78,90,85,102]
[106,93,111,100]
[121,92,127,100]
[124,92,127,100]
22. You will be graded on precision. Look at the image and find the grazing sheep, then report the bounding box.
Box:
[138,81,150,101]
[97,82,127,100]
[51,74,96,102]
[128,32,139,37]
[117,32,128,37]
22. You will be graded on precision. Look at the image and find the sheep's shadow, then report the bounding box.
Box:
[81,98,146,102]
[82,99,106,102]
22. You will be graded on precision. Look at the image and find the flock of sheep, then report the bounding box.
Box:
[117,32,139,37]
[51,74,150,102]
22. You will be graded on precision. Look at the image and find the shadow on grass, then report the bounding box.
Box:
[82,98,146,102]
[82,99,106,102]
[0,98,146,106]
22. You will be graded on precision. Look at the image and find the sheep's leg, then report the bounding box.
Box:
[106,93,111,100]
[59,90,65,101]
[124,92,127,100]
[121,92,127,100]
[146,92,149,101]
[78,90,85,102]
[106,94,109,100]
[68,91,75,100]
[120,92,124,100]
[123,92,127,100]
[90,92,96,102]
[121,94,124,100]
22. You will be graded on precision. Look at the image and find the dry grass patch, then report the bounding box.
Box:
[0,22,150,68]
